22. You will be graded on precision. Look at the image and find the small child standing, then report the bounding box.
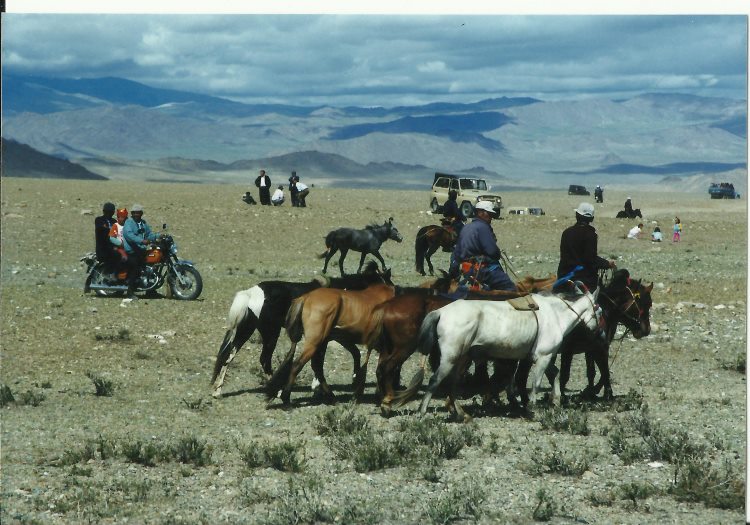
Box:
[672,217,682,242]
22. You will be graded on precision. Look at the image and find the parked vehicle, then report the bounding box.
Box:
[507,206,545,216]
[430,172,503,218]
[568,184,590,196]
[81,227,203,300]
[708,182,739,199]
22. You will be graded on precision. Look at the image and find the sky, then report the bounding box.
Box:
[2,3,748,107]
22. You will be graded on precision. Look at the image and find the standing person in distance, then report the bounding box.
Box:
[255,169,272,206]
[289,171,300,207]
[122,204,159,298]
[95,202,118,276]
[672,217,682,242]
[555,202,616,292]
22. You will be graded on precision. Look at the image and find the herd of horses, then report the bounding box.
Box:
[211,218,653,421]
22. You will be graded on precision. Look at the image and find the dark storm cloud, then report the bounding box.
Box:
[2,14,746,105]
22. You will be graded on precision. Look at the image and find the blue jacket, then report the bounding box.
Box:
[122,217,158,253]
[452,218,501,262]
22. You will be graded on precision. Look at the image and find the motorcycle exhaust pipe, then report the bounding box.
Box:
[88,284,130,291]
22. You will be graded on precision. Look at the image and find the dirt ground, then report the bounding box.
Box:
[1,178,746,524]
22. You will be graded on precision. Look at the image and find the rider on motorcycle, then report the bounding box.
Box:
[95,202,117,275]
[122,204,160,297]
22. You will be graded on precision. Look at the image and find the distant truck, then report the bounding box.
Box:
[430,172,503,217]
[708,182,739,199]
[567,184,590,196]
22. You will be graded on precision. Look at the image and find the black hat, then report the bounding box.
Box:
[103,202,116,214]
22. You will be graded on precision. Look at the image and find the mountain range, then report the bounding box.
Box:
[1,74,746,192]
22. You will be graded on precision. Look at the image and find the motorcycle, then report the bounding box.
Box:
[82,226,203,300]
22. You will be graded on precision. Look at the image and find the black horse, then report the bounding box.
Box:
[616,209,642,219]
[211,261,393,398]
[415,223,457,276]
[556,269,653,400]
[320,217,403,275]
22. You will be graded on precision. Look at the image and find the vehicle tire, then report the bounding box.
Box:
[430,198,440,213]
[460,201,474,218]
[168,265,203,300]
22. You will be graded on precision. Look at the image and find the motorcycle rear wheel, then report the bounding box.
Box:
[86,266,125,297]
[168,265,203,300]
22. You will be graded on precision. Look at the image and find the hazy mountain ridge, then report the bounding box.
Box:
[1,75,746,190]
[1,138,107,180]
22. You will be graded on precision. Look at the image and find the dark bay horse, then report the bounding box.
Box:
[320,217,403,275]
[616,209,643,219]
[555,269,653,401]
[265,276,454,405]
[211,261,392,398]
[364,275,556,415]
[415,223,457,276]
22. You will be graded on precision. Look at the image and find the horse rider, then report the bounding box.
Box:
[442,189,466,238]
[449,200,515,291]
[624,196,633,215]
[555,202,616,292]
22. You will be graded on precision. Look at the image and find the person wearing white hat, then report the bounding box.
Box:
[122,203,160,297]
[556,202,616,292]
[449,200,516,291]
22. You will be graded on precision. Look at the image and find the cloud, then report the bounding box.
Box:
[1,14,746,106]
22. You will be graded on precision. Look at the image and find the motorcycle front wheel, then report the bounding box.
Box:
[168,265,203,300]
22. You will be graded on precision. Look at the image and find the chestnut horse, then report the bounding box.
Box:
[415,223,457,276]
[363,274,556,415]
[265,276,453,405]
[211,261,392,398]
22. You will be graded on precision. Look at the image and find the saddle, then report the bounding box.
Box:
[507,295,539,311]
[459,260,488,291]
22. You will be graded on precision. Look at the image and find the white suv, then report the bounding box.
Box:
[430,172,503,217]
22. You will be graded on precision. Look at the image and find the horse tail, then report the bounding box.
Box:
[211,288,259,384]
[415,226,428,273]
[285,296,306,343]
[363,304,388,351]
[391,310,440,408]
[318,231,336,259]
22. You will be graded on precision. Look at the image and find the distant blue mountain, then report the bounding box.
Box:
[328,111,511,150]
[710,115,747,139]
[551,161,747,176]
[339,96,539,117]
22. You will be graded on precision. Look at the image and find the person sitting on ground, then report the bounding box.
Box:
[627,223,644,240]
[442,189,467,238]
[95,202,117,273]
[242,191,257,205]
[651,225,663,242]
[555,202,616,292]
[271,185,285,206]
[449,200,515,291]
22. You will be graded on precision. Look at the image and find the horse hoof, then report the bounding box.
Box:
[380,404,392,418]
[211,389,222,399]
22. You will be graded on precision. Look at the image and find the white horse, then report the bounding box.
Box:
[407,284,601,421]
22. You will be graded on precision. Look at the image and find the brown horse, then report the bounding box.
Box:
[415,223,457,276]
[266,276,454,405]
[364,274,556,415]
